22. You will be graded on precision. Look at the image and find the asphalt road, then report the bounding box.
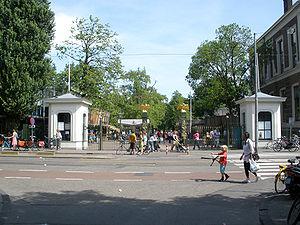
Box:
[0,150,297,225]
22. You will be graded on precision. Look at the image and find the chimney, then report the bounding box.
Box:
[283,0,293,13]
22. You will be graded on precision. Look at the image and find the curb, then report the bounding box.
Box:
[0,151,116,159]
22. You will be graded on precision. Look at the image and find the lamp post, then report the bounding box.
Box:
[139,104,150,134]
[177,103,189,147]
[254,33,260,154]
[99,113,103,151]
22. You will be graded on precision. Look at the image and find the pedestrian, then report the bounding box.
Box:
[205,132,211,148]
[138,131,144,155]
[56,129,62,150]
[128,131,137,155]
[214,129,221,148]
[240,132,258,183]
[211,145,229,181]
[171,131,179,151]
[148,133,155,152]
[193,131,201,150]
[10,129,18,150]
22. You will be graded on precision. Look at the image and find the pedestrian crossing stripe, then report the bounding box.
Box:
[229,158,291,180]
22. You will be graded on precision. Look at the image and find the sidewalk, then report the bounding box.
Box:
[0,141,119,159]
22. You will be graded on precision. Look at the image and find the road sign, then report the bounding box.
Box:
[30,117,35,126]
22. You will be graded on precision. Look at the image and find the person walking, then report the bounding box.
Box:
[138,131,144,155]
[240,132,258,183]
[193,131,201,150]
[213,129,221,148]
[10,129,18,150]
[56,129,62,150]
[128,131,137,155]
[171,131,179,151]
[211,145,229,181]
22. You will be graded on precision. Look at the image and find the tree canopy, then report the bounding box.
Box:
[0,0,55,124]
[55,15,123,107]
[187,23,252,116]
[119,68,167,129]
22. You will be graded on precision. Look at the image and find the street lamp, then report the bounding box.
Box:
[99,113,103,151]
[139,104,150,133]
[177,103,189,146]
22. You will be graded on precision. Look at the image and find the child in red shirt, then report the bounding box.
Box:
[211,145,229,182]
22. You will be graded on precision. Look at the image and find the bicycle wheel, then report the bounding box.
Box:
[275,170,287,194]
[116,146,124,155]
[288,146,298,152]
[273,142,282,152]
[287,197,300,225]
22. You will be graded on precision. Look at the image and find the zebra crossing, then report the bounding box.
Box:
[229,155,293,180]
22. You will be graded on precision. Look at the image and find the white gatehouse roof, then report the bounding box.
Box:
[236,91,286,104]
[44,93,92,105]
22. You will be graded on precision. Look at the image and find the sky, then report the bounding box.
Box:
[49,0,290,100]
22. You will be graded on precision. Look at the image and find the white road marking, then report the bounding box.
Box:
[113,179,142,182]
[114,171,145,174]
[19,169,47,172]
[260,177,274,180]
[5,176,31,179]
[259,169,280,172]
[56,178,83,181]
[216,171,242,174]
[171,179,194,182]
[257,172,277,176]
[259,165,281,169]
[65,170,94,174]
[164,172,191,174]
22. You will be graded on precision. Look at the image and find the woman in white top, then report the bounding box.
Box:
[240,132,258,183]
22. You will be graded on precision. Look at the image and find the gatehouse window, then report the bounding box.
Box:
[58,113,71,141]
[258,112,272,140]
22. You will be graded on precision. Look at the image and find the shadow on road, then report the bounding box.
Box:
[193,178,245,184]
[1,188,284,225]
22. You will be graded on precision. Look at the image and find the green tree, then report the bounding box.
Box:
[187,23,252,116]
[163,91,187,130]
[120,68,167,128]
[56,16,123,108]
[0,0,55,125]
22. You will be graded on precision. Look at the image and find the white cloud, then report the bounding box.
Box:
[53,13,74,45]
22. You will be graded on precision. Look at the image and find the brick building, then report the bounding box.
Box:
[257,0,300,135]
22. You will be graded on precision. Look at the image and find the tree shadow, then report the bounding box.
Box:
[0,187,288,225]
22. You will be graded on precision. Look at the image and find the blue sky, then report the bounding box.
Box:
[50,0,289,100]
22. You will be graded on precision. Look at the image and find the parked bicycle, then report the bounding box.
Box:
[275,156,300,195]
[44,136,56,149]
[272,135,300,152]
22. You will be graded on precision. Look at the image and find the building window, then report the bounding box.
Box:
[58,113,71,141]
[258,112,272,140]
[288,27,298,68]
[276,38,284,74]
[294,85,300,121]
[280,88,287,123]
